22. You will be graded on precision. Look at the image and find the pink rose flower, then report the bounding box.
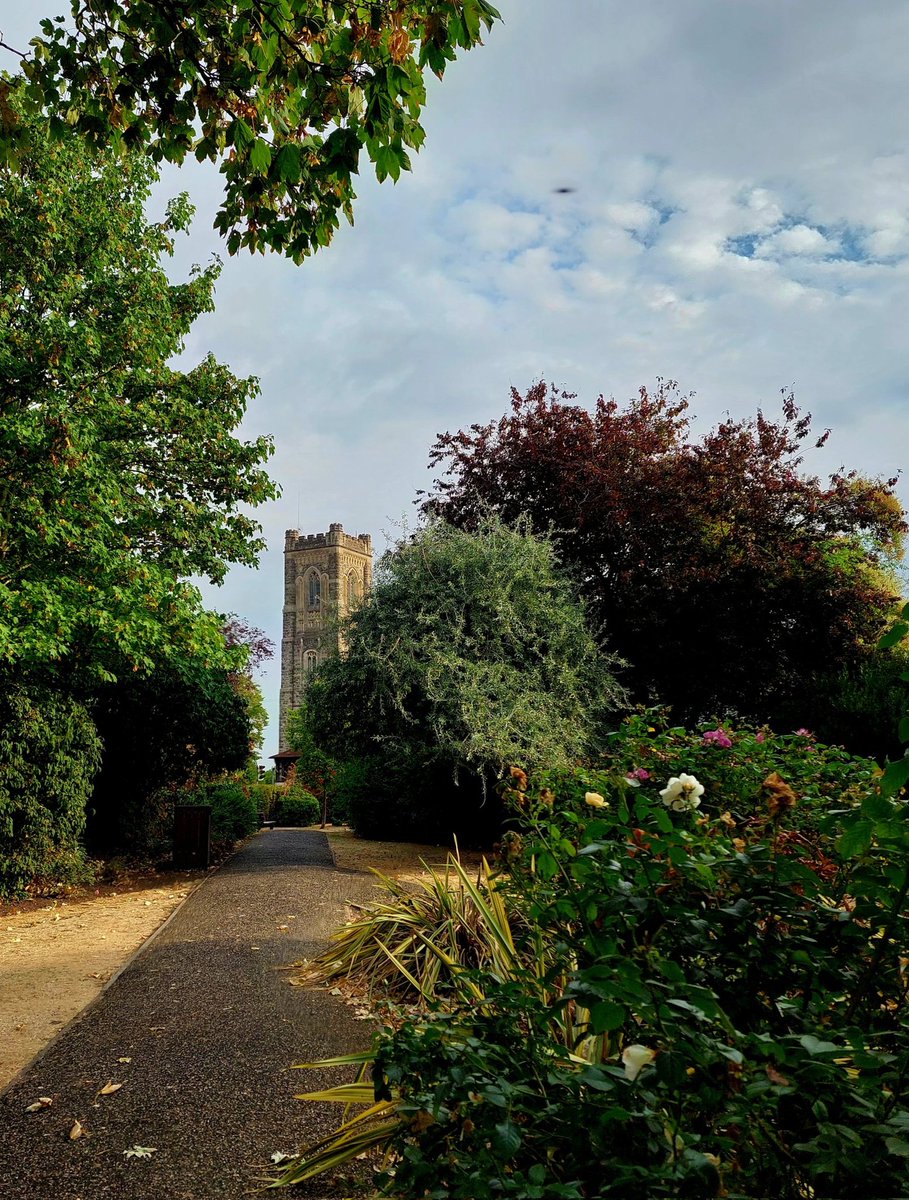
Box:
[703,728,733,749]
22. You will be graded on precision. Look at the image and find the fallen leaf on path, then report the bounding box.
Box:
[270,1151,293,1164]
[24,1097,53,1113]
[124,1144,157,1159]
[69,1119,87,1140]
[117,1057,132,1064]
[99,1081,123,1095]
[277,924,289,931]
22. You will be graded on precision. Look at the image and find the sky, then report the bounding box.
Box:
[3,1,909,755]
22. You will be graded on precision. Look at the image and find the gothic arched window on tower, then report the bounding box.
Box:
[347,572,358,608]
[303,650,318,675]
[307,570,321,610]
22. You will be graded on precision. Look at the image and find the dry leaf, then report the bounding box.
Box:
[69,1119,86,1140]
[24,1096,53,1113]
[277,924,289,931]
[765,1065,791,1087]
[99,1081,123,1095]
[117,1057,132,1064]
[123,1144,156,1159]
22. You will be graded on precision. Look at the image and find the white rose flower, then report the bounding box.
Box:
[621,1044,657,1081]
[659,773,705,811]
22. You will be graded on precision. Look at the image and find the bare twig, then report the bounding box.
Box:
[0,34,26,59]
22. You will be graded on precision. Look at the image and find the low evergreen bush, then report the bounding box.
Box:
[0,683,101,898]
[205,781,258,842]
[250,781,281,820]
[329,756,370,828]
[276,785,320,827]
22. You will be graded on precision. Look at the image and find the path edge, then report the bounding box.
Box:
[0,832,263,1099]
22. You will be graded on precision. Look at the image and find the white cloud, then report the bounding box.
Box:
[756,224,837,258]
[449,200,545,255]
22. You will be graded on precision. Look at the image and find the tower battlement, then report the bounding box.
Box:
[284,525,372,554]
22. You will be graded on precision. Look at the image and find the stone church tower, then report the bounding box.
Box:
[278,523,373,750]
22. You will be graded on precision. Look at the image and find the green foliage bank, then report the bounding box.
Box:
[281,722,909,1199]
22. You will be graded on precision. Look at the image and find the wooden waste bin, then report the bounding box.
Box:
[173,805,211,869]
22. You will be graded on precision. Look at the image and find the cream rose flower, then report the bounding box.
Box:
[659,773,705,812]
[584,791,608,809]
[621,1044,657,1081]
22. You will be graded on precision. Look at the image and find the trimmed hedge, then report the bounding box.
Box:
[205,781,259,842]
[276,786,320,827]
[0,683,101,897]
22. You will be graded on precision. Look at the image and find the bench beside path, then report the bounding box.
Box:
[0,829,377,1199]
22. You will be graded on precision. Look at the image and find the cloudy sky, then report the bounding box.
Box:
[4,1,909,753]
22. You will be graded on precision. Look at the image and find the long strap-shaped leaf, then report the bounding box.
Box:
[271,1112,402,1187]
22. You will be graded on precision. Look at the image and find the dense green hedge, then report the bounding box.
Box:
[276,785,320,827]
[0,683,101,897]
[204,781,259,843]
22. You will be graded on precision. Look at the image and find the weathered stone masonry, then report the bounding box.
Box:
[277,523,373,750]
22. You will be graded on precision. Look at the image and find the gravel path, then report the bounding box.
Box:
[0,829,379,1199]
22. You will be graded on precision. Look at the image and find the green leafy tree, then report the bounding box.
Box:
[0,86,277,683]
[305,517,626,841]
[223,614,275,755]
[2,0,501,261]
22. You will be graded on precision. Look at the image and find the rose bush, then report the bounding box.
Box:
[279,716,908,1199]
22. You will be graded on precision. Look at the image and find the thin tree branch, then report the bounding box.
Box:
[0,35,26,59]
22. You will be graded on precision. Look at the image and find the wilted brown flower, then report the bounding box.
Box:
[763,771,797,820]
[539,787,555,807]
[509,766,528,792]
[495,830,524,865]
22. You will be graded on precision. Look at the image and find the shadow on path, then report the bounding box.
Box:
[0,830,378,1199]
